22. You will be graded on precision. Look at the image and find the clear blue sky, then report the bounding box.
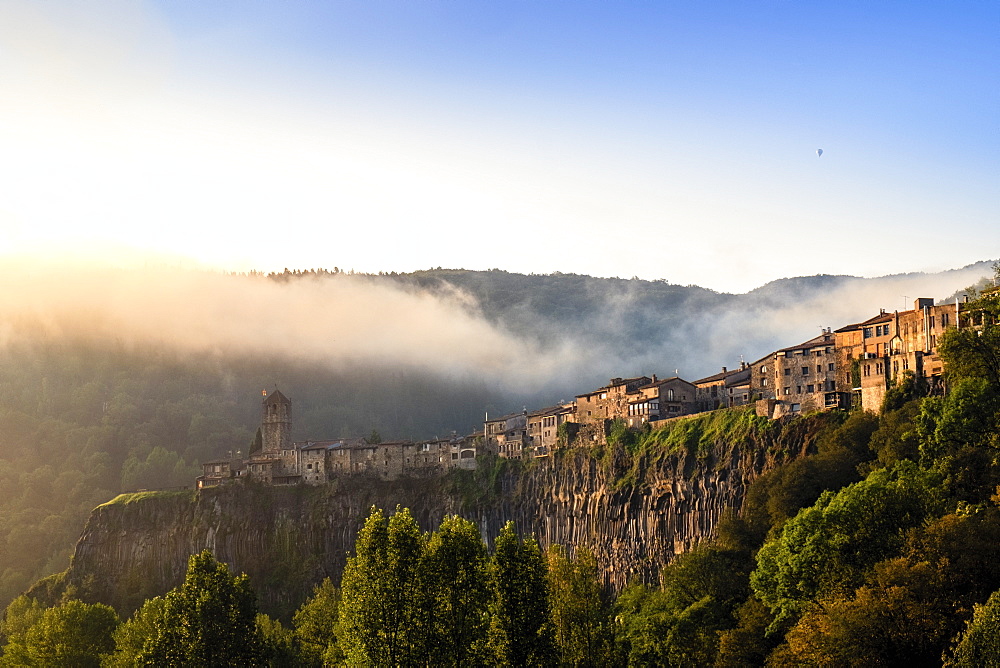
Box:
[0,0,996,292]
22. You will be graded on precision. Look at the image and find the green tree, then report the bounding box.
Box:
[947,588,1000,667]
[0,594,45,650]
[138,550,264,666]
[256,613,304,667]
[2,599,119,668]
[338,506,425,666]
[292,578,341,666]
[487,522,556,667]
[547,545,613,667]
[751,462,942,629]
[614,542,751,667]
[419,515,490,666]
[103,596,167,667]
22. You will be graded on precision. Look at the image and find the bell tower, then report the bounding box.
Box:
[261,390,292,454]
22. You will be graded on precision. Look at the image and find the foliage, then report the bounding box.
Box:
[418,515,490,666]
[256,613,305,667]
[881,370,929,413]
[337,506,426,666]
[487,522,556,667]
[917,378,1000,501]
[291,578,340,666]
[947,588,1000,667]
[615,541,751,667]
[546,545,614,667]
[0,598,118,668]
[138,550,264,666]
[0,331,509,613]
[102,596,166,668]
[751,462,944,629]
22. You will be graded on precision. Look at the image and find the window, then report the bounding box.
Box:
[762,379,768,386]
[760,365,767,373]
[828,363,835,371]
[784,387,790,395]
[802,367,809,375]
[807,384,814,393]
[797,385,802,393]
[942,313,949,327]
[817,365,822,373]
[864,327,873,338]
[784,368,791,376]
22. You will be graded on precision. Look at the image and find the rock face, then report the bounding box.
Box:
[62,411,826,619]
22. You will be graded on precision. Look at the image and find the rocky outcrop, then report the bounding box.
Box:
[61,410,829,619]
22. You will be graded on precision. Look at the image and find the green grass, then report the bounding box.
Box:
[95,489,194,509]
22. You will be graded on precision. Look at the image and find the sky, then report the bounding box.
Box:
[0,0,996,293]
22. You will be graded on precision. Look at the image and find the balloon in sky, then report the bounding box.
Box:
[816,148,824,157]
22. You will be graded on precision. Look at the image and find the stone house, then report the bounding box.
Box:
[526,403,575,456]
[751,331,847,418]
[628,376,698,427]
[693,364,751,411]
[838,298,960,411]
[575,376,653,424]
[485,410,529,459]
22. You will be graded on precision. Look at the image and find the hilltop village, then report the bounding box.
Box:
[198,295,974,488]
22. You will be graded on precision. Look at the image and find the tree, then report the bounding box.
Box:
[947,588,1000,667]
[614,542,750,667]
[487,522,555,667]
[138,550,264,666]
[547,545,613,667]
[3,599,119,668]
[419,515,490,666]
[338,506,425,666]
[292,578,341,666]
[103,596,166,668]
[751,462,942,629]
[256,613,305,667]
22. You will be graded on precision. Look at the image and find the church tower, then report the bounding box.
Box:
[261,390,292,454]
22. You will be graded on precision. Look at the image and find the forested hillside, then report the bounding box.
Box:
[0,260,993,619]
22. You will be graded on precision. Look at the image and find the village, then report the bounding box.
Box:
[197,295,974,489]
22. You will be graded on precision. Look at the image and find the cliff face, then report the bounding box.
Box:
[62,411,828,619]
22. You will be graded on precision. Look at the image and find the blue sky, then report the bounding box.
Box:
[0,0,996,292]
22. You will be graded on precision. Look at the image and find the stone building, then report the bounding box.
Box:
[627,376,698,427]
[526,403,575,456]
[837,298,960,412]
[575,376,653,424]
[750,331,847,418]
[199,392,481,488]
[486,410,530,459]
[693,364,751,411]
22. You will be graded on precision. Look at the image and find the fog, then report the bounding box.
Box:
[0,258,992,404]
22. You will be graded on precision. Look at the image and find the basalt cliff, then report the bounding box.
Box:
[51,410,830,619]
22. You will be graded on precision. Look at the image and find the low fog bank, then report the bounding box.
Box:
[0,261,581,393]
[0,259,992,413]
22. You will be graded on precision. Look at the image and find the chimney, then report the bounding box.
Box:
[651,374,657,383]
[721,366,727,373]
